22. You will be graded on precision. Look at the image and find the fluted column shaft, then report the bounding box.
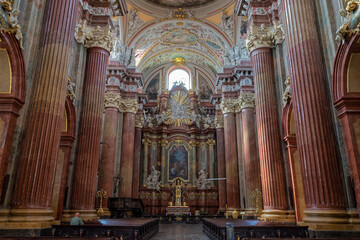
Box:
[98,92,120,199]
[223,110,240,209]
[251,48,288,212]
[216,127,226,210]
[120,108,137,198]
[142,140,150,186]
[282,0,347,220]
[132,126,142,198]
[241,106,261,209]
[71,47,110,212]
[191,141,198,187]
[10,0,78,219]
[160,139,168,185]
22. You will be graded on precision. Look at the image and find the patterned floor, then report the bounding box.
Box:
[151,223,210,240]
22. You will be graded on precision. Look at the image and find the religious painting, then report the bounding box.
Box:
[198,74,212,100]
[168,144,189,181]
[162,29,197,45]
[145,74,160,100]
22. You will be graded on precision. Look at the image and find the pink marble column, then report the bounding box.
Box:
[239,93,261,210]
[10,0,78,224]
[215,115,226,211]
[119,98,138,198]
[282,0,347,223]
[220,100,240,210]
[71,47,110,219]
[98,89,121,205]
[132,113,143,199]
[250,46,288,219]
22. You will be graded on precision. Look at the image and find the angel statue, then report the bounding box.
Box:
[146,166,161,191]
[196,168,212,190]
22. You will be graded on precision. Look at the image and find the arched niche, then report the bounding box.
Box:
[333,34,360,214]
[282,99,305,223]
[0,32,25,201]
[52,97,76,220]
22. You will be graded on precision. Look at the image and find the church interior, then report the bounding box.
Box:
[1,0,360,239]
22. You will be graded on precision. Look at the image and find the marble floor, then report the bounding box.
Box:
[151,223,210,240]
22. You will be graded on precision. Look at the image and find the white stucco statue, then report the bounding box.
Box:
[196,168,212,190]
[146,166,161,191]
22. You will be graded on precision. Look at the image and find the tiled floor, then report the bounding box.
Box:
[151,223,210,240]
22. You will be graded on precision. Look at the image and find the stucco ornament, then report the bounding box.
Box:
[282,76,292,105]
[337,0,360,42]
[127,9,145,38]
[146,166,161,191]
[0,0,23,48]
[196,168,212,190]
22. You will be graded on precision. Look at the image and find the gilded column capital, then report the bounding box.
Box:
[238,92,255,110]
[189,140,199,148]
[214,116,224,129]
[135,114,144,128]
[75,20,114,52]
[142,138,151,146]
[104,92,121,109]
[246,22,284,53]
[206,139,216,147]
[159,139,169,147]
[220,99,238,114]
[119,98,139,114]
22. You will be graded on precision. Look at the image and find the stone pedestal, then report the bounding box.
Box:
[282,0,349,227]
[7,0,78,228]
[71,46,110,219]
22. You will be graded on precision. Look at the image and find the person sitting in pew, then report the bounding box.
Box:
[70,212,84,225]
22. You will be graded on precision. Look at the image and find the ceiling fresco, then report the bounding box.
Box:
[130,19,231,77]
[145,0,217,8]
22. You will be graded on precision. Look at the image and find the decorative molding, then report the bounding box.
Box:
[238,92,255,110]
[135,113,145,128]
[119,98,139,114]
[104,92,121,109]
[75,20,114,52]
[337,0,360,42]
[67,77,76,103]
[0,1,23,48]
[246,21,284,53]
[220,98,238,114]
[214,115,224,128]
[283,76,291,105]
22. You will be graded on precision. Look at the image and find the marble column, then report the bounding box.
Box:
[159,139,168,185]
[239,92,261,211]
[206,139,216,186]
[71,25,113,220]
[119,98,139,198]
[9,0,78,226]
[190,140,198,187]
[215,116,226,210]
[220,99,240,210]
[98,91,121,214]
[282,0,348,224]
[247,27,288,220]
[132,113,143,198]
[142,138,150,186]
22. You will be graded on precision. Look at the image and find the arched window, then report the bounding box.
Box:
[168,69,190,90]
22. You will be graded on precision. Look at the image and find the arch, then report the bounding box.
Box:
[52,97,76,220]
[332,34,360,213]
[167,66,192,90]
[281,99,305,223]
[0,32,25,201]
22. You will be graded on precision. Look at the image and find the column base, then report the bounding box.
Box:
[0,208,55,229]
[260,209,295,223]
[62,209,98,223]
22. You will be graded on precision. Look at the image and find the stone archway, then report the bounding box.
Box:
[282,100,305,223]
[333,34,360,214]
[0,32,25,200]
